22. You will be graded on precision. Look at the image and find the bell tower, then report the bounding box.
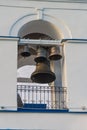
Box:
[17,17,67,109]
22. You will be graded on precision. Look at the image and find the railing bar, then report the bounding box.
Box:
[28,86,30,103]
[24,85,26,103]
[48,87,49,109]
[36,86,37,104]
[32,88,33,103]
[44,88,45,104]
[59,88,61,109]
[40,86,41,103]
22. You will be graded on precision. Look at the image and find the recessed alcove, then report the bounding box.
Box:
[17,19,63,83]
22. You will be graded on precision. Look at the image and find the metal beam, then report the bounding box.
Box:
[19,39,62,46]
[19,38,87,46]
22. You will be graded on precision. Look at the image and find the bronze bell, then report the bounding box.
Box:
[34,46,47,62]
[21,45,31,57]
[31,60,56,83]
[48,46,62,60]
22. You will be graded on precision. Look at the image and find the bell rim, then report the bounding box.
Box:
[31,71,56,83]
[34,57,47,62]
[21,52,31,57]
[49,54,62,60]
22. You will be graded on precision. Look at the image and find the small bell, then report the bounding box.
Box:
[48,46,62,60]
[21,45,31,57]
[34,46,47,62]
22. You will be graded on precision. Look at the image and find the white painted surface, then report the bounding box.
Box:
[0,38,18,110]
[65,43,87,110]
[0,0,86,110]
[0,1,86,130]
[0,112,87,129]
[0,0,86,39]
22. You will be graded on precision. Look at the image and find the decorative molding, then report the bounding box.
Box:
[9,13,72,39]
[36,8,44,20]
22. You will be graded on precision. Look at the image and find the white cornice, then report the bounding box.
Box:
[0,0,87,10]
[12,0,87,3]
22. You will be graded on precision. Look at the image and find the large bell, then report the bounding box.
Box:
[21,45,31,57]
[48,46,62,60]
[31,60,56,83]
[34,46,47,62]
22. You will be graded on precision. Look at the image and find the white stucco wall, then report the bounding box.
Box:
[0,37,18,110]
[0,1,87,130]
[0,112,87,130]
[0,0,87,39]
[0,0,86,109]
[65,42,87,110]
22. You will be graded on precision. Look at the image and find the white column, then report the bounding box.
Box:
[0,37,18,110]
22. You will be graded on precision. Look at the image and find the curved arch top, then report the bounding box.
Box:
[9,13,72,39]
[9,13,37,36]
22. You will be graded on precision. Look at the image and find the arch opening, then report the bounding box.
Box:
[17,19,63,84]
[18,20,63,40]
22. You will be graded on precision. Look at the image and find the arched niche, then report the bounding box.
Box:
[17,19,64,69]
[11,13,69,89]
[18,19,63,40]
[9,13,72,38]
